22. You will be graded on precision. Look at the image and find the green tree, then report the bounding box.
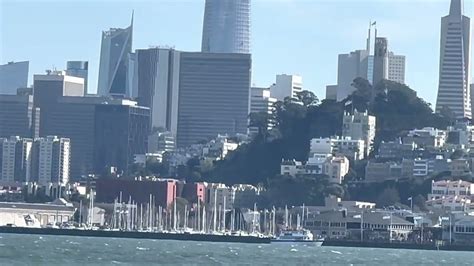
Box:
[376,187,401,207]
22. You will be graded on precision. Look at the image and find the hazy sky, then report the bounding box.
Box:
[1,0,473,106]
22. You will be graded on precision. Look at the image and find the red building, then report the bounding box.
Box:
[182,182,206,203]
[96,178,177,207]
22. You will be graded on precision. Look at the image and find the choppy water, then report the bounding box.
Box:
[0,234,471,265]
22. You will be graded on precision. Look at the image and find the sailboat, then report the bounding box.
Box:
[273,205,323,245]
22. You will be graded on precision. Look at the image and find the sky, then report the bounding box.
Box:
[1,0,473,106]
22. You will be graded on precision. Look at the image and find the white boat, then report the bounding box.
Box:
[273,229,324,245]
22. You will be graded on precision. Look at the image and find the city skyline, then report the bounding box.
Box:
[1,0,473,106]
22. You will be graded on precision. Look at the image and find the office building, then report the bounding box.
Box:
[0,136,33,184]
[148,131,176,153]
[388,52,406,84]
[436,0,471,119]
[32,136,70,186]
[0,61,29,95]
[0,95,39,138]
[201,0,251,54]
[342,110,376,157]
[270,74,303,102]
[136,47,180,132]
[249,87,277,135]
[94,102,150,175]
[33,71,85,136]
[177,52,251,147]
[66,61,88,93]
[373,37,389,86]
[328,26,406,101]
[96,178,177,207]
[335,50,369,101]
[97,16,133,97]
[41,97,150,178]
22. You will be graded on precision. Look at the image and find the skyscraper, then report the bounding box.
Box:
[201,0,251,54]
[388,52,406,84]
[373,37,389,86]
[0,61,29,95]
[0,95,39,138]
[327,25,406,101]
[97,15,133,97]
[270,74,303,102]
[33,136,70,186]
[436,0,471,119]
[136,47,180,133]
[66,61,88,93]
[177,52,251,147]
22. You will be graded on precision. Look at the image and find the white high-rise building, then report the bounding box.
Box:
[0,136,33,184]
[201,0,251,54]
[436,0,471,119]
[342,110,376,157]
[329,27,406,101]
[249,87,277,135]
[270,74,303,102]
[335,50,369,101]
[35,136,70,186]
[388,52,406,84]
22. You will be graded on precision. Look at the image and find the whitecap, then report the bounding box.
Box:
[331,250,343,255]
[290,248,298,252]
[136,247,150,251]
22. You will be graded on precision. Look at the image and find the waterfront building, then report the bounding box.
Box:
[249,87,276,135]
[182,182,206,204]
[176,52,251,147]
[270,74,303,102]
[304,210,414,241]
[0,94,39,138]
[342,110,376,157]
[201,0,251,54]
[0,199,75,227]
[0,61,29,95]
[205,183,236,210]
[435,0,471,119]
[0,136,33,184]
[95,178,177,207]
[97,16,133,97]
[66,61,88,93]
[281,154,349,184]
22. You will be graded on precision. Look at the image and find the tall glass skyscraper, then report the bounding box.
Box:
[201,0,251,54]
[436,0,471,119]
[97,15,133,97]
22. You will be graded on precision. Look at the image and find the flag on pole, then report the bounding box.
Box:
[372,21,377,26]
[408,197,412,201]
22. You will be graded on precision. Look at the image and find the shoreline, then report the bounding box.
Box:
[0,226,271,244]
[323,240,474,252]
